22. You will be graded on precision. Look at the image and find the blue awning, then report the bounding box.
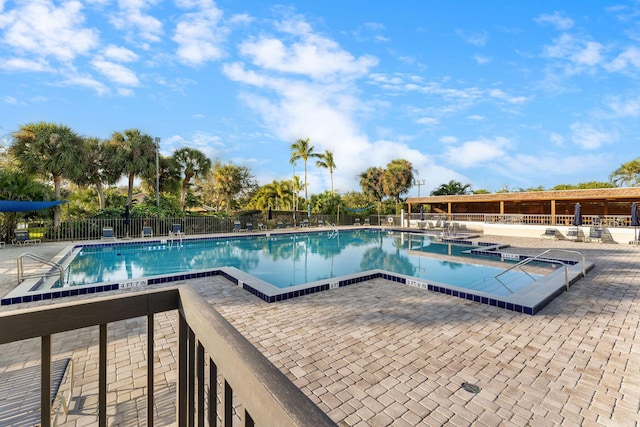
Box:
[0,200,66,212]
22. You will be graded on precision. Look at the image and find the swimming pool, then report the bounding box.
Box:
[3,229,592,314]
[61,230,546,295]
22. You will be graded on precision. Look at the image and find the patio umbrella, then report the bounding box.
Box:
[307,204,311,218]
[420,205,424,221]
[268,206,272,220]
[124,205,131,225]
[573,203,582,226]
[631,202,639,243]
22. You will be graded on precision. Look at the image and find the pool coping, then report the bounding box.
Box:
[1,230,594,315]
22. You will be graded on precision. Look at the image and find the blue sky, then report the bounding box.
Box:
[1,1,640,196]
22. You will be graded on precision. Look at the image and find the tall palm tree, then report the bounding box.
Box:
[610,159,640,187]
[316,150,337,195]
[108,129,157,209]
[290,138,320,204]
[10,122,84,227]
[214,163,254,215]
[71,137,121,210]
[173,148,212,211]
[382,159,415,204]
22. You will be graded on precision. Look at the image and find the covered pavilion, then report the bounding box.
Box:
[406,187,640,225]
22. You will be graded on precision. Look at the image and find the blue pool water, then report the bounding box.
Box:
[62,230,547,296]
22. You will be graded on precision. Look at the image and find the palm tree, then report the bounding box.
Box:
[173,148,212,211]
[610,159,640,187]
[382,159,415,205]
[72,137,121,210]
[316,150,337,195]
[430,180,472,196]
[214,163,255,215]
[290,138,320,204]
[10,122,84,227]
[108,129,157,209]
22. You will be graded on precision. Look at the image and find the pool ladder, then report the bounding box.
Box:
[168,231,183,249]
[17,252,65,285]
[494,249,586,293]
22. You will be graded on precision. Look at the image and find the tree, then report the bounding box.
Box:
[430,180,472,196]
[214,163,256,215]
[108,129,156,209]
[71,137,122,210]
[552,181,615,190]
[290,138,320,204]
[10,122,84,227]
[316,150,337,195]
[173,148,212,211]
[382,159,415,205]
[609,159,640,187]
[359,166,386,215]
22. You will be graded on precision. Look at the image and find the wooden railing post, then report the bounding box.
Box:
[177,313,188,426]
[147,314,154,427]
[41,335,52,427]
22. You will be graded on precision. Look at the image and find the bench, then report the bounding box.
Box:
[0,358,74,426]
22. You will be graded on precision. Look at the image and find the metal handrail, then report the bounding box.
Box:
[495,249,586,292]
[17,253,65,285]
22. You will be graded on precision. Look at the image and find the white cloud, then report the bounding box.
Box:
[444,137,509,168]
[0,0,99,61]
[59,74,109,95]
[535,12,574,30]
[542,34,603,73]
[416,117,438,125]
[173,0,226,66]
[109,0,163,44]
[456,30,488,47]
[474,55,490,65]
[440,136,458,145]
[0,57,50,72]
[605,47,640,73]
[91,59,140,86]
[550,132,564,146]
[606,95,640,117]
[103,45,139,63]
[238,18,378,80]
[467,115,484,121]
[570,122,617,149]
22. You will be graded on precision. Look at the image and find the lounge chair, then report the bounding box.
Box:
[540,228,559,240]
[354,218,361,226]
[233,221,242,232]
[317,220,325,227]
[566,227,581,241]
[171,224,182,236]
[141,226,153,238]
[102,227,115,240]
[364,218,370,226]
[300,219,309,228]
[257,222,267,230]
[277,221,284,229]
[585,227,603,243]
[246,222,254,232]
[0,358,74,426]
[12,229,41,245]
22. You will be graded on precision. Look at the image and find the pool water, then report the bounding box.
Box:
[61,230,549,297]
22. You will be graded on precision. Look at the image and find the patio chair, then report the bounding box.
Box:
[300,219,309,228]
[141,226,153,238]
[277,221,284,229]
[171,224,183,236]
[233,221,242,232]
[102,227,115,240]
[540,228,559,240]
[0,358,74,426]
[317,220,325,227]
[585,227,603,243]
[566,227,581,241]
[12,229,41,245]
[354,218,361,226]
[246,222,254,232]
[257,222,267,230]
[364,218,370,226]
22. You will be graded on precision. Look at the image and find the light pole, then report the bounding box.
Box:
[414,179,426,197]
[155,137,160,209]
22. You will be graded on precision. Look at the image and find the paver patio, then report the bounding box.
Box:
[0,234,638,426]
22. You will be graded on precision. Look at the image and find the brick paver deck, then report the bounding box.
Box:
[0,234,638,426]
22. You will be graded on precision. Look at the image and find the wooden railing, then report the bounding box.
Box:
[0,286,335,427]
